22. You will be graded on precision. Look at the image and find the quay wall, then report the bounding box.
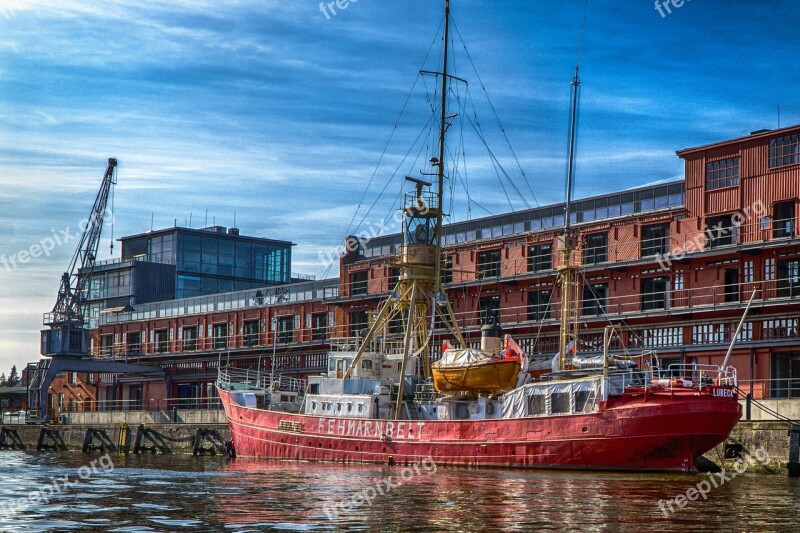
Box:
[0,421,230,454]
[706,420,797,474]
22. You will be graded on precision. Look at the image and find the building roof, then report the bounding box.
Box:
[0,386,27,396]
[361,180,685,257]
[676,123,800,157]
[119,226,295,248]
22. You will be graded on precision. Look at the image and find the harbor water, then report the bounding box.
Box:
[0,451,798,532]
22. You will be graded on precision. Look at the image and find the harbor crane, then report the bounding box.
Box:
[41,157,117,357]
[28,158,163,420]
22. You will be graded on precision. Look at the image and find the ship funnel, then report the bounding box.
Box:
[480,323,503,356]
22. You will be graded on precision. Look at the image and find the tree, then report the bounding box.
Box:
[0,373,5,387]
[6,366,19,387]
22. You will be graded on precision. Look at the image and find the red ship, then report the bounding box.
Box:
[218,0,742,472]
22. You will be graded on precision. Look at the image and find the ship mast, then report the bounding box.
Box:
[557,66,581,372]
[342,0,465,419]
[432,0,450,293]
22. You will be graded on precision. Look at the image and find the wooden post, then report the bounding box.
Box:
[789,424,800,477]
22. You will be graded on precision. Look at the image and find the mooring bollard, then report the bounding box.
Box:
[789,423,800,477]
[118,421,130,454]
[745,393,752,421]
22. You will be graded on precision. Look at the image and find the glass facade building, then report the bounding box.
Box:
[120,226,293,299]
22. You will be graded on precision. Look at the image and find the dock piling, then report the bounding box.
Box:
[133,424,173,454]
[192,428,230,456]
[0,427,26,450]
[789,423,800,477]
[36,427,68,452]
[82,427,117,453]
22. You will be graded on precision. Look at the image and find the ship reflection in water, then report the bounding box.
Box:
[0,452,798,532]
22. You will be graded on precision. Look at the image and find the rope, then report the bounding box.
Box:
[339,21,443,250]
[451,18,539,208]
[736,387,798,423]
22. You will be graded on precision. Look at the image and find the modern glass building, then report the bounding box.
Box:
[119,226,294,298]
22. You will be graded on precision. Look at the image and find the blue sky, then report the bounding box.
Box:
[0,0,798,374]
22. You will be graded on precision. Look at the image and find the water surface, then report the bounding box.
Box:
[0,451,797,531]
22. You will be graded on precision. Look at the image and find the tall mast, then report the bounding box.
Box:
[342,0,467,416]
[433,0,450,293]
[558,65,581,371]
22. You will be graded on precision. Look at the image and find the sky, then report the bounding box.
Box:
[0,0,799,375]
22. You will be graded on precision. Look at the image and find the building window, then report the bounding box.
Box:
[442,256,453,285]
[177,382,200,409]
[479,295,501,325]
[528,290,552,321]
[705,215,736,248]
[350,271,368,296]
[778,259,800,298]
[386,267,399,292]
[478,250,501,279]
[743,261,754,284]
[154,329,169,353]
[312,313,328,341]
[674,272,685,291]
[582,283,608,316]
[641,277,669,311]
[692,324,727,345]
[769,134,800,169]
[349,310,369,337]
[766,258,776,281]
[770,351,800,399]
[127,332,141,355]
[705,157,740,190]
[724,268,739,303]
[637,327,682,348]
[583,233,608,265]
[773,201,795,239]
[277,316,294,343]
[100,334,114,357]
[528,243,552,273]
[244,320,259,347]
[641,223,670,257]
[183,327,198,351]
[212,324,228,349]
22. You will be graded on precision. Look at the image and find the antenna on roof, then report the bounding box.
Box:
[150,213,154,232]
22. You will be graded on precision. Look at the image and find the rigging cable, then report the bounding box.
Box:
[460,107,531,210]
[340,21,444,249]
[452,18,539,208]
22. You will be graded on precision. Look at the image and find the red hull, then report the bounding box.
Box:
[218,388,741,472]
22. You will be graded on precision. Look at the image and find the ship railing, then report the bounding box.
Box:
[414,382,440,402]
[606,370,652,395]
[329,337,362,352]
[381,339,406,354]
[217,367,307,394]
[655,363,737,386]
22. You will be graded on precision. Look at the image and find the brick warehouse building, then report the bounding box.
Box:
[46,125,799,416]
